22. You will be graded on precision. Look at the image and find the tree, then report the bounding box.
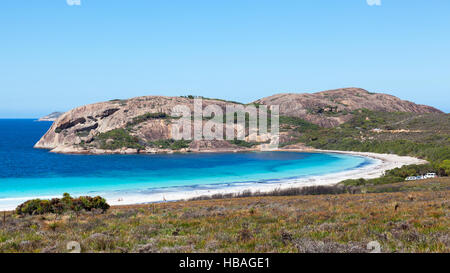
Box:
[439,160,450,176]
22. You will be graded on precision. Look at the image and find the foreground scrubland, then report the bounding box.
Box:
[1,178,448,253]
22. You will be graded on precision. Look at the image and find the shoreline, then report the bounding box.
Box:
[103,149,427,207]
[0,149,428,211]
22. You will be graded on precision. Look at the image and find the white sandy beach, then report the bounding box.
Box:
[103,150,427,207]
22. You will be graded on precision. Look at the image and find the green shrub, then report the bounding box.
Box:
[95,128,144,150]
[228,139,258,148]
[385,164,435,177]
[438,160,450,176]
[340,164,436,186]
[126,112,169,129]
[148,139,191,150]
[15,193,110,215]
[15,199,52,215]
[279,116,319,131]
[340,178,367,186]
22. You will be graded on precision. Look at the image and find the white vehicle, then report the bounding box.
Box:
[424,173,437,179]
[405,176,417,181]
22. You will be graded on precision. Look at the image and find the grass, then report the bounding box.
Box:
[1,178,448,253]
[187,185,354,201]
[363,177,450,193]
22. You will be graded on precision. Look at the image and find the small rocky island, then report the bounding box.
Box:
[38,112,64,122]
[34,88,442,154]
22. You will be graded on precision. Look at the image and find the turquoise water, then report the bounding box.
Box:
[0,119,373,208]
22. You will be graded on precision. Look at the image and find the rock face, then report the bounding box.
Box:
[38,112,64,122]
[34,96,245,153]
[255,88,442,127]
[35,88,443,154]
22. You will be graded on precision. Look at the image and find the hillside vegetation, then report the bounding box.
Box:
[278,110,450,185]
[1,178,448,253]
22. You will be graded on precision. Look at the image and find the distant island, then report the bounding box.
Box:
[38,111,64,122]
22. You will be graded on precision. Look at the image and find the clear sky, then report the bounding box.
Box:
[1,0,449,118]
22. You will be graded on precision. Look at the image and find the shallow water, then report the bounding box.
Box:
[0,119,373,208]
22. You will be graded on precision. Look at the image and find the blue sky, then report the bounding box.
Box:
[1,0,449,118]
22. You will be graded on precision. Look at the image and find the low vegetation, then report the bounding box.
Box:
[181,95,244,105]
[279,110,450,185]
[88,113,187,151]
[147,139,191,150]
[279,116,320,131]
[126,112,170,129]
[188,185,355,201]
[297,110,450,164]
[341,164,439,186]
[1,178,448,253]
[15,193,110,216]
[228,139,259,148]
[95,128,144,150]
[188,177,450,201]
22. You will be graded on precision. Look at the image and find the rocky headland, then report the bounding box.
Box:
[34,88,442,154]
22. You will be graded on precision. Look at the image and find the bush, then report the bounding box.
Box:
[15,199,52,215]
[296,111,450,167]
[148,139,191,150]
[385,164,435,177]
[15,193,110,215]
[340,178,367,186]
[228,139,258,148]
[438,160,450,176]
[188,185,354,201]
[95,128,144,150]
[279,116,319,131]
[126,112,169,128]
[340,164,437,186]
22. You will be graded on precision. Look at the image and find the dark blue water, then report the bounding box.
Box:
[0,119,373,209]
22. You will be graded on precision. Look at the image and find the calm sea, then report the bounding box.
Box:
[0,119,372,209]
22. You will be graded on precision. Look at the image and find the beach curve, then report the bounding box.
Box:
[103,150,427,207]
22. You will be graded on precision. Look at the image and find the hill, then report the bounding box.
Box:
[255,87,442,127]
[34,96,245,154]
[34,88,445,155]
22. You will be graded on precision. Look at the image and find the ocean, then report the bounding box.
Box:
[0,119,374,210]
